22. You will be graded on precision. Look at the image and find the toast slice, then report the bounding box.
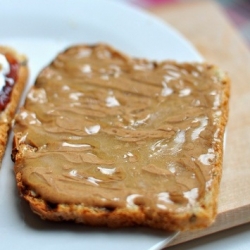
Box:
[0,46,28,164]
[12,44,229,231]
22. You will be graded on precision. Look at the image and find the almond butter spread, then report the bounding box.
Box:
[13,44,226,212]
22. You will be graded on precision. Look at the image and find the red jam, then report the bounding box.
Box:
[0,54,19,111]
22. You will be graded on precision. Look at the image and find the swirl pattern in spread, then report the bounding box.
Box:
[13,44,226,212]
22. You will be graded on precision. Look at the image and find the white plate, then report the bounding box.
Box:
[0,0,201,249]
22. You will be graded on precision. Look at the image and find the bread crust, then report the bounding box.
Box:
[0,46,28,164]
[12,44,230,231]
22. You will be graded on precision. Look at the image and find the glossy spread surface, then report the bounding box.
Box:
[14,45,225,211]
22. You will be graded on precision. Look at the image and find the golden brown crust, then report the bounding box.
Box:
[0,46,28,164]
[14,171,217,231]
[13,44,230,231]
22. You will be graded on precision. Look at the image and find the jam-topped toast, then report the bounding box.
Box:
[0,46,28,164]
